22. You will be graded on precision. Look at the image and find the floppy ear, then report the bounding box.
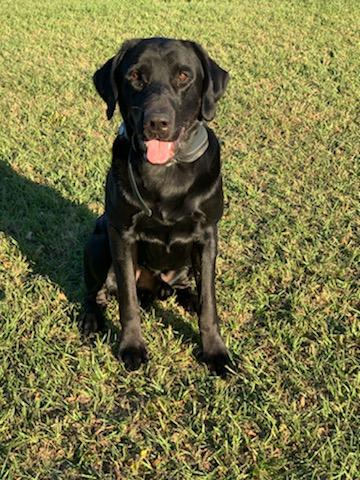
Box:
[93,39,141,120]
[191,43,229,122]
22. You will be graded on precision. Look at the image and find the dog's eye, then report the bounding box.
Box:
[130,70,140,81]
[129,70,145,90]
[178,71,189,83]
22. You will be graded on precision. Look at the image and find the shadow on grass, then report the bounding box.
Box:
[153,303,201,353]
[0,159,95,303]
[0,160,207,361]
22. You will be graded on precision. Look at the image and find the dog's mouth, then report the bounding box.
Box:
[142,128,185,165]
[127,117,190,165]
[144,139,177,165]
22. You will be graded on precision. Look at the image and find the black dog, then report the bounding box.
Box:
[81,38,230,375]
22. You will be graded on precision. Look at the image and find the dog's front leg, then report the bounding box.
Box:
[108,223,148,370]
[192,224,230,375]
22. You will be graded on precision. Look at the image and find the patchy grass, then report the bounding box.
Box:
[0,0,359,478]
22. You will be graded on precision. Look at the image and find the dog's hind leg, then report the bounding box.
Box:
[80,215,112,334]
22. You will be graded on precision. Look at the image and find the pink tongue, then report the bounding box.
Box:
[145,140,175,165]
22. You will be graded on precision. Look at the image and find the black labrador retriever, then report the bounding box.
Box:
[81,37,230,375]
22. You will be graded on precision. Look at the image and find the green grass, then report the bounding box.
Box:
[1,0,359,478]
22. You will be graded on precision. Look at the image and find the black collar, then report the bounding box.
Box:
[119,122,209,217]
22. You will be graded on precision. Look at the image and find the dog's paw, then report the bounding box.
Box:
[119,342,148,371]
[175,288,199,314]
[203,341,231,377]
[79,309,105,336]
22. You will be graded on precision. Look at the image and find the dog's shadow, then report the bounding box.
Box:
[0,159,199,349]
[0,159,94,304]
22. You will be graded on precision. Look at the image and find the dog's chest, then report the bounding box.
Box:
[133,211,204,246]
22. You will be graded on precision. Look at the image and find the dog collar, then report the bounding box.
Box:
[119,121,209,217]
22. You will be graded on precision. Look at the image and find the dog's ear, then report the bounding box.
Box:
[93,39,141,120]
[191,43,229,122]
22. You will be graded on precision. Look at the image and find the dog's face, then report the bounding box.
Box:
[93,38,229,165]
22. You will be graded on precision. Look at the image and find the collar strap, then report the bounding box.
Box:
[121,126,152,215]
[127,150,152,217]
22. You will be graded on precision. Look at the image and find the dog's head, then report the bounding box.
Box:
[93,38,229,165]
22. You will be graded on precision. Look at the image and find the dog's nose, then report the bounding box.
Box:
[144,110,170,137]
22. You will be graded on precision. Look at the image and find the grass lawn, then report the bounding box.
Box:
[0,0,359,478]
